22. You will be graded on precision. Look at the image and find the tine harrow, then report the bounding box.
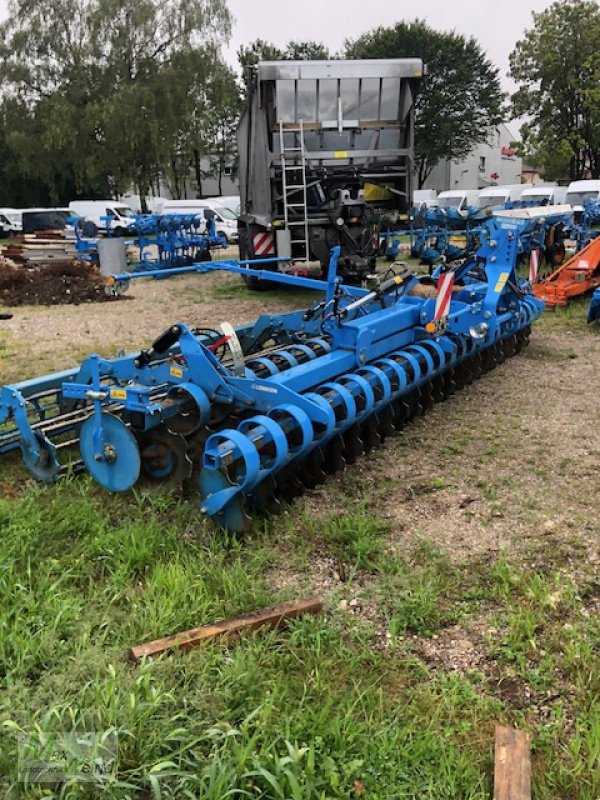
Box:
[1,226,544,532]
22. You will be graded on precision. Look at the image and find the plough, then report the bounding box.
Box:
[0,227,543,532]
[408,205,583,270]
[73,214,226,271]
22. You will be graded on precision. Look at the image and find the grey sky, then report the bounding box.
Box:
[223,0,551,91]
[0,0,553,131]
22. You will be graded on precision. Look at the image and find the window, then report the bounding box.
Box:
[223,166,232,177]
[479,156,486,173]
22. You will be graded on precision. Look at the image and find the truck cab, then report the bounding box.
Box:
[237,58,423,283]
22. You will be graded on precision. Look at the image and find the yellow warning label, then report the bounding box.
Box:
[170,366,184,379]
[494,272,509,293]
[334,150,349,159]
[110,388,127,401]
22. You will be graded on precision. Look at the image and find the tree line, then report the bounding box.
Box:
[0,0,598,208]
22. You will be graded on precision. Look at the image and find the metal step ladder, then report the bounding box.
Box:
[279,120,310,266]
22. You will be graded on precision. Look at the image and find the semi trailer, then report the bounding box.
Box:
[237,58,423,285]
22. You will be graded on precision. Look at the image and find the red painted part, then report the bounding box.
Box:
[434,272,455,320]
[252,230,275,256]
[533,236,600,306]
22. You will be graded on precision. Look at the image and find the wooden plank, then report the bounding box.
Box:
[494,725,531,800]
[130,596,323,663]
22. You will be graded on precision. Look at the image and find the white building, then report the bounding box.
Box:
[421,124,523,192]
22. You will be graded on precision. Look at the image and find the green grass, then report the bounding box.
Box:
[537,294,600,334]
[0,479,597,798]
[2,225,600,796]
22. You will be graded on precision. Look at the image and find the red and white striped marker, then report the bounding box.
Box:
[434,272,455,321]
[252,231,275,256]
[529,249,540,283]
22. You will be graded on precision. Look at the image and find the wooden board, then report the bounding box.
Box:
[494,725,531,800]
[130,596,323,662]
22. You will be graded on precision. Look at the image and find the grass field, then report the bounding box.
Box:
[0,275,598,799]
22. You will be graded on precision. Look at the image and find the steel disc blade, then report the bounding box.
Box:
[392,398,409,430]
[140,429,192,483]
[376,405,396,439]
[431,376,446,403]
[342,424,364,464]
[80,413,140,492]
[247,477,281,514]
[420,382,435,411]
[323,434,347,474]
[300,448,327,488]
[361,415,381,451]
[21,431,61,484]
[274,462,304,499]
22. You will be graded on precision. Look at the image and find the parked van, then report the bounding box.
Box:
[477,184,527,210]
[0,208,23,233]
[0,207,21,234]
[520,184,567,206]
[436,189,480,212]
[21,209,71,234]
[412,189,438,210]
[211,196,240,216]
[69,200,136,234]
[564,180,600,210]
[160,200,239,243]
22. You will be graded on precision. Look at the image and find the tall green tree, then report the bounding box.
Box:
[509,0,600,180]
[0,0,232,206]
[237,39,330,70]
[345,20,505,188]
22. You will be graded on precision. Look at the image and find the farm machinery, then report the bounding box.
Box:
[73,213,226,271]
[406,204,585,271]
[588,287,600,323]
[533,233,600,307]
[0,224,543,532]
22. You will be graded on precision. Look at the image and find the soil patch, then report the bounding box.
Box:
[0,259,124,307]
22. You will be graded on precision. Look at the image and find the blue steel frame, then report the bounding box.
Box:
[0,233,544,529]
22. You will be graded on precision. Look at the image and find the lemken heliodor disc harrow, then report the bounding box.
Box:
[0,225,543,531]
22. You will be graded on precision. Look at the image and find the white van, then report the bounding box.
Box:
[477,184,527,210]
[413,189,438,210]
[437,189,480,212]
[0,207,22,234]
[520,184,567,206]
[564,180,600,210]
[69,200,136,234]
[211,196,240,216]
[161,200,239,243]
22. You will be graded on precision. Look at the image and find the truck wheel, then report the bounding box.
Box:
[243,270,266,291]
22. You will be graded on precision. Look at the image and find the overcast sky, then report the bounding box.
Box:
[0,0,553,130]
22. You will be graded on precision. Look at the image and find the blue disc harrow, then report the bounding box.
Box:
[0,224,544,532]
